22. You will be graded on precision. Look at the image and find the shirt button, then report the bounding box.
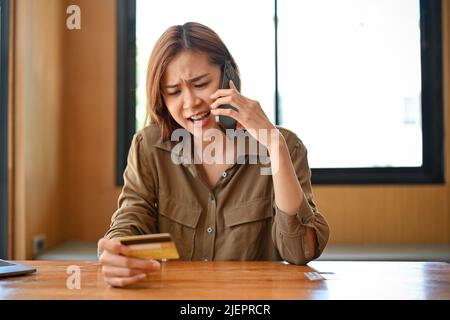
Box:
[222,171,227,178]
[207,226,214,234]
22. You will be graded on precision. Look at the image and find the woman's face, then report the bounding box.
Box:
[161,50,222,135]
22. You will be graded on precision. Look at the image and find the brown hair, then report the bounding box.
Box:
[145,22,240,140]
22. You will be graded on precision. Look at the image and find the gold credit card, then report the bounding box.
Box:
[119,233,180,260]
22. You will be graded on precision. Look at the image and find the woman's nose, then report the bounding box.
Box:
[183,88,202,109]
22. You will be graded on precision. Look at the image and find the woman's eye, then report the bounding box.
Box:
[166,82,208,96]
[194,82,209,88]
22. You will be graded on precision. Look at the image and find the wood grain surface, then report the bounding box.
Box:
[0,260,449,300]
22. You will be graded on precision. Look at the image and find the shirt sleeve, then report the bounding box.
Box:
[271,134,330,265]
[98,132,159,257]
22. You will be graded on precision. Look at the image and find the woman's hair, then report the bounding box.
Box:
[145,22,240,140]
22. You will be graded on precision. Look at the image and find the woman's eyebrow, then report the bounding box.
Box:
[164,73,210,88]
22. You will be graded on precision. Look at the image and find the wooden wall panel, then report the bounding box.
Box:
[314,186,449,243]
[13,0,65,259]
[62,0,120,241]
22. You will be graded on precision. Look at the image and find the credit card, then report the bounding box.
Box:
[118,233,180,260]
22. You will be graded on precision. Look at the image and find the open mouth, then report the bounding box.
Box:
[188,111,211,122]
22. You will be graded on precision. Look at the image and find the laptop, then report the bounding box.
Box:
[0,259,36,278]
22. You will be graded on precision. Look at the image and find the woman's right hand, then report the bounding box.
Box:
[98,237,161,288]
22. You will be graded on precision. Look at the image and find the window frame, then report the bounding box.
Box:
[116,0,136,186]
[116,0,444,186]
[0,0,10,259]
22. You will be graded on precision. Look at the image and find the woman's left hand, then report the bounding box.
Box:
[209,80,277,148]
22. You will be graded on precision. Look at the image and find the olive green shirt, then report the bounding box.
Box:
[101,123,330,265]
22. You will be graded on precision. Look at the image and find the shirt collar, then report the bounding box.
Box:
[152,127,264,158]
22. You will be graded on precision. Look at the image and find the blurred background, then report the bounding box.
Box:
[1,0,449,261]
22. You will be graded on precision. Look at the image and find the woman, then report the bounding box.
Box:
[98,22,329,287]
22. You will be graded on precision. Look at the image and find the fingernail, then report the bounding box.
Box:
[138,273,147,279]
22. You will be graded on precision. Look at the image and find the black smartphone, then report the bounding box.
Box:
[218,60,241,131]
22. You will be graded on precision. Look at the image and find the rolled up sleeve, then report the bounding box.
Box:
[98,133,159,257]
[272,135,330,265]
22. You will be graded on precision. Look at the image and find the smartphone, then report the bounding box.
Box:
[218,61,241,131]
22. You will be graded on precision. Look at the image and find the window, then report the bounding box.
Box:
[117,0,443,185]
[279,0,423,169]
[135,0,275,131]
[0,0,10,259]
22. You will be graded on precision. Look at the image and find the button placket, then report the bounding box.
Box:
[207,192,217,261]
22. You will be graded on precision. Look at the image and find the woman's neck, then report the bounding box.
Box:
[193,130,237,166]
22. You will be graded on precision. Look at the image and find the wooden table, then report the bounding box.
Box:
[1,260,449,299]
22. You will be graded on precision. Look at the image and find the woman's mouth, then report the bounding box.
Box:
[188,110,212,129]
[188,111,211,122]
